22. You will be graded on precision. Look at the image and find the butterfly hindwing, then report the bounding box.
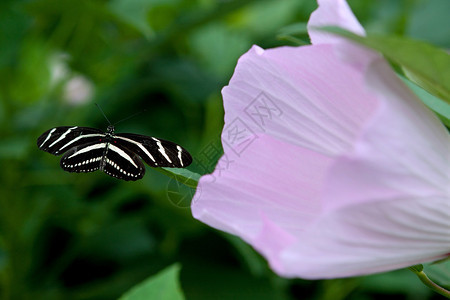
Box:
[60,141,104,173]
[60,141,145,181]
[114,133,193,168]
[37,126,104,155]
[102,143,145,181]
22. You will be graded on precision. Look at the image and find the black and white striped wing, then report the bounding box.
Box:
[38,126,192,181]
[60,141,145,181]
[102,143,145,181]
[60,141,103,174]
[37,126,104,155]
[114,133,193,168]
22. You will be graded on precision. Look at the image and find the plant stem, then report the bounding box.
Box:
[409,266,450,298]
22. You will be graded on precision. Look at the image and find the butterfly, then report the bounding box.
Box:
[37,125,192,181]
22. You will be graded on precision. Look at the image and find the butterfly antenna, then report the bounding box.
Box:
[113,109,147,126]
[95,103,112,125]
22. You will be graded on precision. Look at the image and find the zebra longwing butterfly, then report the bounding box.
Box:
[37,125,192,181]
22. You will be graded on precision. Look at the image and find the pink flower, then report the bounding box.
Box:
[191,0,450,279]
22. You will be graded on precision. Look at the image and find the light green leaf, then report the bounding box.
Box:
[401,76,450,127]
[155,167,201,189]
[363,269,430,298]
[321,27,450,104]
[120,264,184,300]
[424,260,450,289]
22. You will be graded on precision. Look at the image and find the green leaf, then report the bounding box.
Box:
[363,269,430,298]
[154,167,201,189]
[321,27,450,104]
[401,76,450,127]
[423,260,450,289]
[120,264,184,300]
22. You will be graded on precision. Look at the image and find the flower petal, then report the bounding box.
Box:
[308,0,365,45]
[281,196,449,278]
[192,134,333,270]
[279,57,450,278]
[221,44,377,157]
[325,58,450,211]
[192,0,450,280]
[192,134,332,239]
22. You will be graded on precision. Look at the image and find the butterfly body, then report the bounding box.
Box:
[37,125,192,181]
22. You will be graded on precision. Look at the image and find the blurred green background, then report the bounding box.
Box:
[0,0,449,299]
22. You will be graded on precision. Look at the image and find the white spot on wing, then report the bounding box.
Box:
[152,138,172,163]
[176,145,183,167]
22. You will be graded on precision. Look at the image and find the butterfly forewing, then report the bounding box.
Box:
[37,126,104,155]
[114,133,193,168]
